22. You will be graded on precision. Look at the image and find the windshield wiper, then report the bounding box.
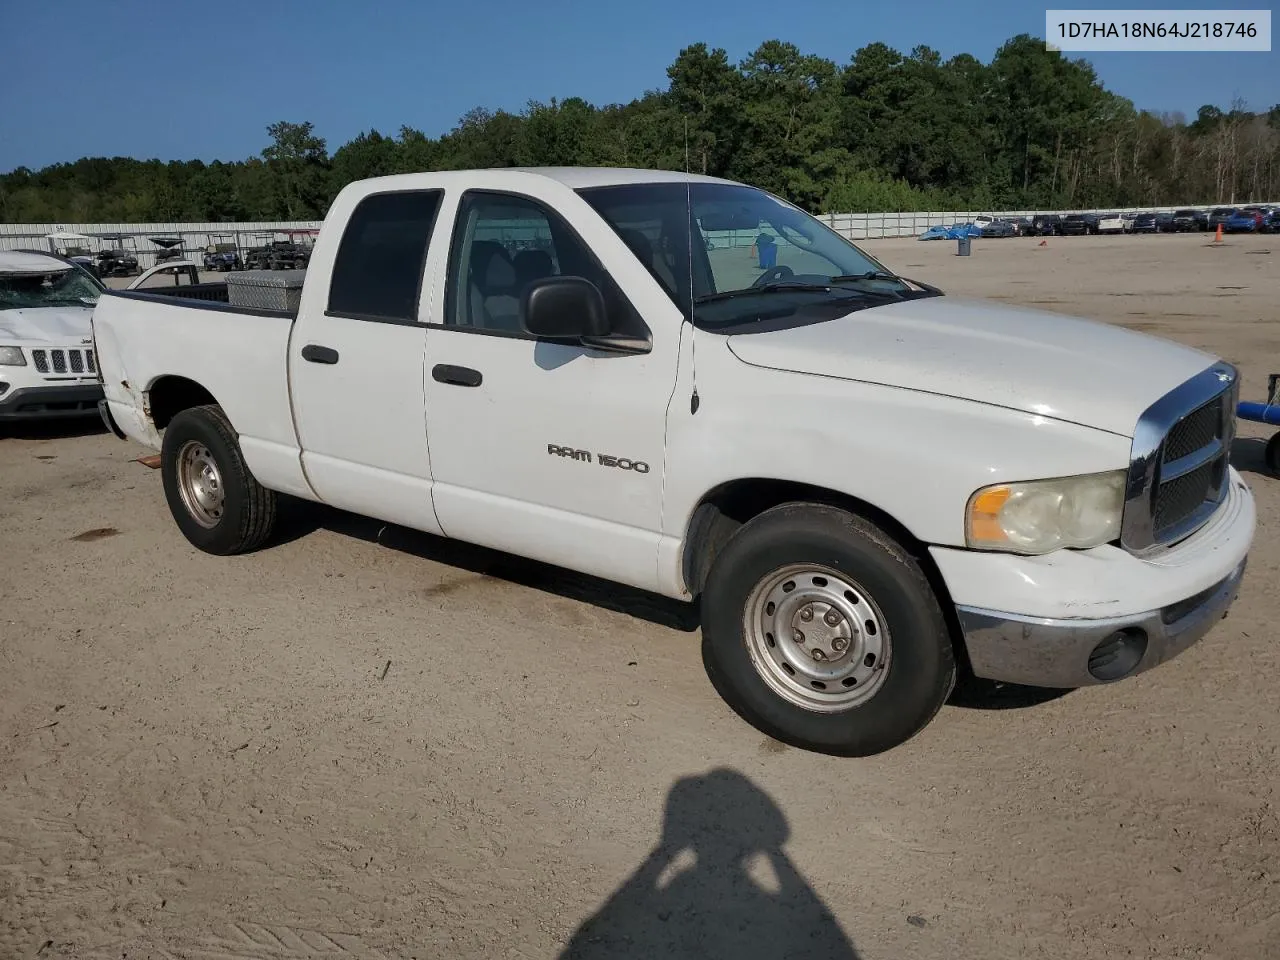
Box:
[694,282,840,304]
[829,271,904,283]
[829,272,944,296]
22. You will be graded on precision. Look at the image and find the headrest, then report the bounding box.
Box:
[470,240,515,289]
[513,249,553,284]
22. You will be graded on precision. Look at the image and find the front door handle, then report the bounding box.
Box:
[301,344,339,365]
[432,364,482,387]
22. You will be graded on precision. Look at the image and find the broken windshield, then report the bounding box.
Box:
[0,267,102,309]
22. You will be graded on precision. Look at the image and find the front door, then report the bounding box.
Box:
[423,188,683,593]
[288,188,446,534]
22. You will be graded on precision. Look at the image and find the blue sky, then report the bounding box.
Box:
[2,0,1275,172]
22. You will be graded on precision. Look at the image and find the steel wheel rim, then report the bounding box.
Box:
[176,440,225,529]
[743,563,891,712]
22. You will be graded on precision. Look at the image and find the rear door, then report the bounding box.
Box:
[287,188,447,534]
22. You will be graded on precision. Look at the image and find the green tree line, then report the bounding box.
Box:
[2,34,1277,224]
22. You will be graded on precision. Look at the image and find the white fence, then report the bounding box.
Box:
[0,202,1266,270]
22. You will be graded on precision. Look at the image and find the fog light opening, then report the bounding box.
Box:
[0,382,9,396]
[1088,628,1149,682]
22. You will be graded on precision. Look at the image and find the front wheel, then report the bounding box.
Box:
[161,404,278,555]
[700,503,956,756]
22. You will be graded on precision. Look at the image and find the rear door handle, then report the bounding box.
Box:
[301,344,339,364]
[432,364,482,387]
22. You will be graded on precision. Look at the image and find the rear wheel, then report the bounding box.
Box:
[161,404,277,555]
[700,502,956,756]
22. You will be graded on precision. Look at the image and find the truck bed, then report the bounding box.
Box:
[93,289,305,496]
[108,282,299,317]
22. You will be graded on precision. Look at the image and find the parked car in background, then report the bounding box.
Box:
[1130,212,1161,233]
[1170,209,1208,232]
[1224,209,1262,233]
[91,166,1256,756]
[127,261,202,291]
[1096,212,1127,234]
[1240,207,1269,229]
[1029,214,1062,236]
[977,218,1016,238]
[1208,207,1238,230]
[0,251,105,421]
[1059,214,1093,235]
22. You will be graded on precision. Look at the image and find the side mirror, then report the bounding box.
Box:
[521,276,610,340]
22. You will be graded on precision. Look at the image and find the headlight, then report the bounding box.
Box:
[966,470,1126,554]
[0,346,26,366]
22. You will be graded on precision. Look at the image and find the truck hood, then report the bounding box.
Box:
[0,306,95,345]
[724,295,1217,437]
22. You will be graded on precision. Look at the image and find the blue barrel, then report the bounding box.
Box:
[758,241,777,269]
[1237,401,1280,425]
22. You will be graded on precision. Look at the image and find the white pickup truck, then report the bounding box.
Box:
[91,167,1255,755]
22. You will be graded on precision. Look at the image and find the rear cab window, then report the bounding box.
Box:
[327,190,444,324]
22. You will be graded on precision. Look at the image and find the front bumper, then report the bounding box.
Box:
[937,468,1255,688]
[955,559,1246,688]
[0,383,104,421]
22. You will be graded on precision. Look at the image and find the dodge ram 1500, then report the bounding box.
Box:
[90,167,1255,755]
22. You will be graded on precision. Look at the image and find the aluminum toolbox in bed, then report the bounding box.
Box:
[225,269,307,314]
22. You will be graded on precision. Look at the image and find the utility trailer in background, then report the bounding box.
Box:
[1237,375,1280,471]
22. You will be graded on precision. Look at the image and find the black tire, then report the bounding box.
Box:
[160,404,278,555]
[1265,433,1280,475]
[700,502,956,756]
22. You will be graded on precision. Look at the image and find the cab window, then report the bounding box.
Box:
[443,191,646,338]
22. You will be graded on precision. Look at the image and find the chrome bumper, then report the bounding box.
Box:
[955,559,1247,688]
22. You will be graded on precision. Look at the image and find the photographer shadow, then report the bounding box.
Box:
[559,768,860,959]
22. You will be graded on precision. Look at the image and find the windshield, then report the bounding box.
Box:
[0,267,103,309]
[577,182,926,331]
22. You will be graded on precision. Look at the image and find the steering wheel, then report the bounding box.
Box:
[752,264,794,287]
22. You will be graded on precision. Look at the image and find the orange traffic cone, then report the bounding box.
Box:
[1038,239,1047,247]
[1214,224,1224,243]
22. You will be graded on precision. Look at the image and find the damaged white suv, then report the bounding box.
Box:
[0,251,105,422]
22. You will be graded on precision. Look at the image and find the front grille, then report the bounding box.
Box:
[30,348,95,378]
[1153,458,1224,536]
[1122,364,1236,554]
[1163,397,1222,461]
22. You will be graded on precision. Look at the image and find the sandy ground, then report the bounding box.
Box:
[2,231,1278,960]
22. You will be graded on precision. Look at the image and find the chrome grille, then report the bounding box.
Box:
[30,348,95,378]
[1163,397,1223,461]
[1152,459,1223,535]
[1121,363,1237,554]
